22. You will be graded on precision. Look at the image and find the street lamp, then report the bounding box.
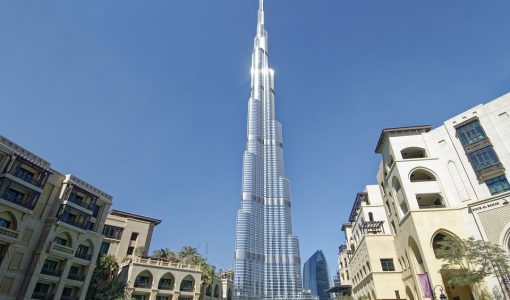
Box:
[433,285,447,300]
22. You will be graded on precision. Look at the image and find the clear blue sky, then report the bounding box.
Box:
[1,0,510,275]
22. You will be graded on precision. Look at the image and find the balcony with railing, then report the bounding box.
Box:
[57,213,89,230]
[41,267,62,277]
[0,226,19,243]
[416,194,445,209]
[0,184,39,211]
[31,292,55,300]
[75,251,92,261]
[67,193,94,211]
[48,242,74,258]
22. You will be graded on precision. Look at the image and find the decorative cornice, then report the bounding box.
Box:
[0,135,51,170]
[375,125,432,153]
[64,174,113,201]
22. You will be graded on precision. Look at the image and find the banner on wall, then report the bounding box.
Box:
[418,273,433,298]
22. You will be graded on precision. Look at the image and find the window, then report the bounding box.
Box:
[42,259,59,271]
[92,204,101,217]
[102,225,124,240]
[486,175,510,195]
[99,242,110,256]
[4,188,25,202]
[53,236,68,246]
[0,218,11,228]
[127,246,135,255]
[468,146,500,171]
[131,232,139,241]
[77,245,89,256]
[380,259,395,271]
[457,120,486,146]
[33,283,50,296]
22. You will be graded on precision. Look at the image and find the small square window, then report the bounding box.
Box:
[131,232,139,241]
[486,175,510,195]
[380,258,395,271]
[127,246,135,255]
[456,120,487,146]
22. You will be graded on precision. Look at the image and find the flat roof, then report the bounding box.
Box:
[110,209,162,225]
[375,125,432,153]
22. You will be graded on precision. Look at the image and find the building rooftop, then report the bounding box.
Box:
[110,209,162,225]
[375,125,432,153]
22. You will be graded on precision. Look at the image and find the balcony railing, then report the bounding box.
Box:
[418,204,446,209]
[134,281,152,289]
[12,167,45,188]
[58,214,89,230]
[50,242,74,256]
[1,189,38,210]
[158,283,174,290]
[67,195,94,211]
[0,226,19,240]
[31,292,55,300]
[75,252,92,261]
[68,272,86,281]
[41,267,62,277]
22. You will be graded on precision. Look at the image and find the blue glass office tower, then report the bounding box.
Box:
[234,1,303,299]
[303,250,332,300]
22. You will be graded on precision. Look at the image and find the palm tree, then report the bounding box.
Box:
[152,248,179,262]
[178,245,200,264]
[86,255,125,300]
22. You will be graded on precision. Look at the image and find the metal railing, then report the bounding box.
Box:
[1,189,38,210]
[41,267,62,277]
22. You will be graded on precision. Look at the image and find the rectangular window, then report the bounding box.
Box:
[456,120,487,146]
[380,258,395,271]
[102,225,124,240]
[131,232,139,241]
[42,259,58,271]
[486,175,510,195]
[14,167,35,183]
[99,242,110,256]
[127,246,134,255]
[468,146,500,171]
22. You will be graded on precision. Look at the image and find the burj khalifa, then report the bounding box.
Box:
[234,1,304,299]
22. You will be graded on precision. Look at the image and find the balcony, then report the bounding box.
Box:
[67,194,94,211]
[75,252,92,261]
[158,283,174,290]
[60,296,79,300]
[58,214,89,230]
[12,166,45,188]
[134,281,152,289]
[31,292,55,300]
[1,188,38,210]
[49,242,74,258]
[41,267,62,277]
[68,272,85,281]
[0,226,20,243]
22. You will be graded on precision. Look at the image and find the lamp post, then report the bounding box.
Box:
[433,285,447,300]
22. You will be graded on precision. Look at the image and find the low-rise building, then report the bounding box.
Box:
[101,210,232,300]
[0,135,112,300]
[337,92,510,299]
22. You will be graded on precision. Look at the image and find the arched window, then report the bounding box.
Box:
[159,272,175,290]
[53,232,72,247]
[134,270,153,288]
[401,147,427,159]
[213,284,220,298]
[432,233,447,259]
[410,169,436,182]
[76,240,93,260]
[368,212,374,222]
[180,275,195,292]
[0,211,16,230]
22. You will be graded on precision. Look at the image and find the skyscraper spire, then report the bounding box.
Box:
[234,2,306,299]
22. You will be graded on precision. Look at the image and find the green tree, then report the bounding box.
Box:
[436,236,510,288]
[86,255,125,300]
[153,248,179,262]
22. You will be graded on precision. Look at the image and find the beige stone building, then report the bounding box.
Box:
[101,210,233,300]
[338,93,510,300]
[0,135,112,300]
